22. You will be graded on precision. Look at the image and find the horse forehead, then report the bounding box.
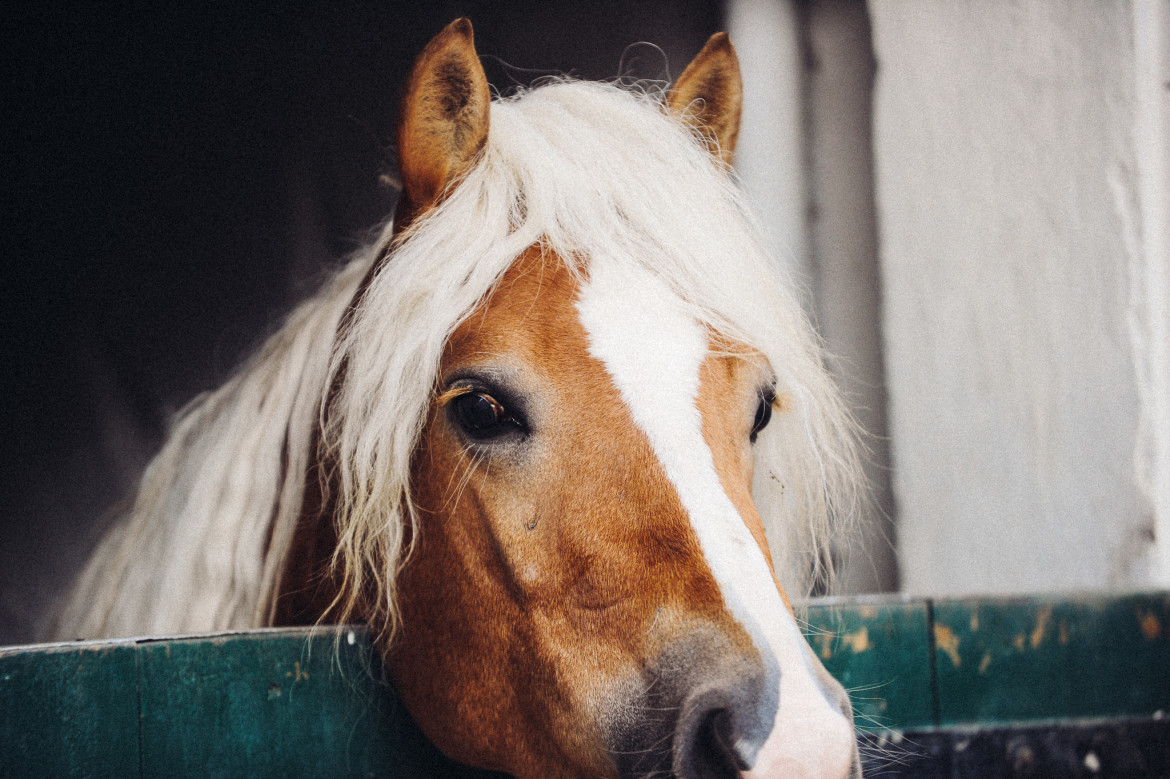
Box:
[445,249,583,363]
[445,248,790,636]
[574,252,792,634]
[447,251,754,416]
[443,251,686,487]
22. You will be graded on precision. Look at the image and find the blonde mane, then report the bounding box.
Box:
[53,80,861,642]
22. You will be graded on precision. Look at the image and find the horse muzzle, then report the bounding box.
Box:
[599,624,859,779]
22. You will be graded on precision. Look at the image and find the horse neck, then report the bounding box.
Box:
[52,254,372,640]
[268,422,347,627]
[265,235,411,629]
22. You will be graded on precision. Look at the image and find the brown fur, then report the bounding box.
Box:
[389,250,779,776]
[698,341,794,613]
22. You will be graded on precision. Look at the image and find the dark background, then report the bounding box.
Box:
[1,2,723,644]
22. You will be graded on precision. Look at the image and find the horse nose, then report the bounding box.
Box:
[672,675,775,779]
[606,627,778,779]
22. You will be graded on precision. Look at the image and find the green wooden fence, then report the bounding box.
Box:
[3,592,1168,777]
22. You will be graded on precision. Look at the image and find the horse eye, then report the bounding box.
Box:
[750,388,776,443]
[451,392,520,440]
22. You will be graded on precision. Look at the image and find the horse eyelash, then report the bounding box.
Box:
[435,385,476,406]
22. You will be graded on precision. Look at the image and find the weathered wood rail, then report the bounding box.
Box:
[3,592,1167,777]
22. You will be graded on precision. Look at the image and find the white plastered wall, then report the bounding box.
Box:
[730,0,1169,595]
[869,0,1169,594]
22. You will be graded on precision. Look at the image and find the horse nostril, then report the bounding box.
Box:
[606,628,777,779]
[686,708,742,779]
[673,682,771,779]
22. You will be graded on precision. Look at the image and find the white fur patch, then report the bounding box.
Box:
[577,257,767,621]
[577,254,853,775]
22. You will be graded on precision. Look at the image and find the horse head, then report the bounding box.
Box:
[311,20,862,778]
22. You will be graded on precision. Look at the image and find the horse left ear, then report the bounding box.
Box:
[396,18,491,224]
[666,32,743,166]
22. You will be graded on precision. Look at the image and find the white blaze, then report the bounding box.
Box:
[576,255,855,778]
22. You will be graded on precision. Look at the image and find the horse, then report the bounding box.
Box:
[51,19,865,778]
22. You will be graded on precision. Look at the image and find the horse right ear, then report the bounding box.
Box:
[396,18,490,226]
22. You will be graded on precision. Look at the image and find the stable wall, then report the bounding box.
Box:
[730,0,1169,596]
[869,0,1169,594]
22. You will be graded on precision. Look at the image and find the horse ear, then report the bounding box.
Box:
[666,32,743,166]
[396,18,490,222]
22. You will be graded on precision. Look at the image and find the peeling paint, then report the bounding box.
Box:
[1139,610,1162,640]
[285,660,309,683]
[1030,606,1053,649]
[839,626,873,653]
[934,624,962,668]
